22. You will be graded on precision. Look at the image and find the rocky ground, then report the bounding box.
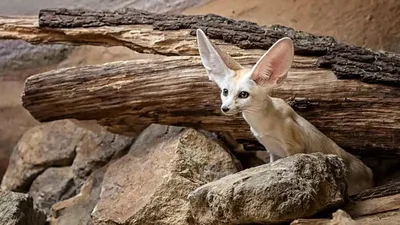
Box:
[0,121,353,225]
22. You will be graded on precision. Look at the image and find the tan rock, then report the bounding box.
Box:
[91,124,240,225]
[70,121,133,186]
[189,153,348,225]
[1,119,134,192]
[1,120,83,192]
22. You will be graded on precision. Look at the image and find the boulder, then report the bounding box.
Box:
[189,153,348,225]
[70,121,134,187]
[1,120,82,192]
[0,190,46,225]
[28,167,75,216]
[91,124,240,225]
[1,119,134,193]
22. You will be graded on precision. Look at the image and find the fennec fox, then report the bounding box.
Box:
[196,29,374,195]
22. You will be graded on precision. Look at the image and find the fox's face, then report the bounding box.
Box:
[217,68,262,115]
[196,29,294,115]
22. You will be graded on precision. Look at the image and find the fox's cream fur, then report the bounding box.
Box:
[196,29,374,195]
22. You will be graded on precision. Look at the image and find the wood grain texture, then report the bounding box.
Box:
[2,8,400,86]
[38,8,400,86]
[21,56,400,156]
[352,181,400,201]
[345,193,400,217]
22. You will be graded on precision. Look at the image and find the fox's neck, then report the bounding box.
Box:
[241,96,279,132]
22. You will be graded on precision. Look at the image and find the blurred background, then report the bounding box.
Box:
[1,0,400,181]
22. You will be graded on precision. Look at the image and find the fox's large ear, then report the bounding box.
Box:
[250,37,294,88]
[196,29,242,86]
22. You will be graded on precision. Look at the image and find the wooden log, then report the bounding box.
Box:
[2,8,400,86]
[291,183,400,224]
[352,181,400,201]
[1,9,399,155]
[344,181,400,218]
[21,55,400,156]
[345,193,400,218]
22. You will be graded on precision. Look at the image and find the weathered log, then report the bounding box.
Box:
[2,8,400,86]
[344,181,400,218]
[352,181,400,201]
[291,183,400,224]
[21,55,400,156]
[345,193,400,218]
[1,9,399,155]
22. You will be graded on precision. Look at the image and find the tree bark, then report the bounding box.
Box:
[1,9,399,155]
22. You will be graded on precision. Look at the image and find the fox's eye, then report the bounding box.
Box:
[238,91,249,99]
[222,88,228,96]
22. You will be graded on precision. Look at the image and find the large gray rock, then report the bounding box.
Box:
[28,167,75,216]
[0,190,46,225]
[1,120,134,193]
[91,124,240,225]
[1,120,82,192]
[189,153,348,225]
[0,40,71,75]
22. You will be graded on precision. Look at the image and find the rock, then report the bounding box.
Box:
[1,120,82,192]
[291,209,359,225]
[0,190,46,225]
[189,153,348,225]
[28,167,75,216]
[70,121,133,187]
[91,124,240,225]
[49,165,108,225]
[330,210,358,225]
[0,40,71,75]
[1,119,134,193]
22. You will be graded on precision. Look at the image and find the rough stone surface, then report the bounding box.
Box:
[189,153,348,225]
[0,190,46,225]
[70,121,134,187]
[28,167,75,216]
[1,119,134,193]
[1,120,82,192]
[91,124,240,225]
[0,40,71,75]
[49,165,108,225]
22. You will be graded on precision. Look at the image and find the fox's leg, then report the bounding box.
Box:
[269,152,281,163]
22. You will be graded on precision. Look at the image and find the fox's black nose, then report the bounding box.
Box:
[221,107,230,112]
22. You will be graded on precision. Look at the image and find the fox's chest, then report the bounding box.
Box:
[250,127,287,158]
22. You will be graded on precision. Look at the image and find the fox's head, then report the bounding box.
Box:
[196,29,294,115]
